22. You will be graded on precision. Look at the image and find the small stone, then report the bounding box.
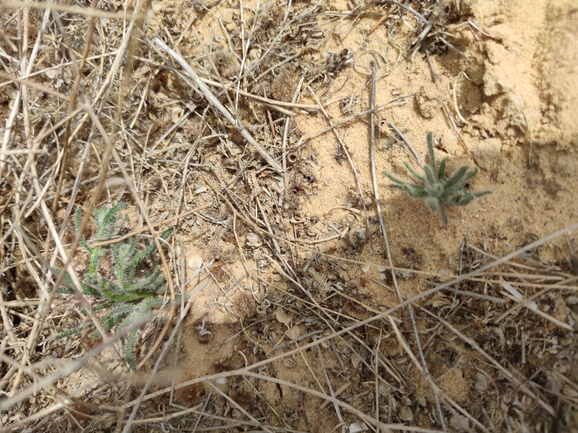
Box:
[245,233,262,248]
[187,256,203,272]
[450,415,470,431]
[475,373,488,391]
[398,405,414,421]
[349,423,367,432]
[471,137,502,170]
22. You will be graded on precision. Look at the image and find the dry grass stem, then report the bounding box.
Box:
[1,1,576,431]
[154,37,282,172]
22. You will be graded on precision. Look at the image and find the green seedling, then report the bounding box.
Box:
[382,132,491,225]
[56,203,173,370]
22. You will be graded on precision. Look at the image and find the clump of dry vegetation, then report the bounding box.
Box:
[0,0,577,432]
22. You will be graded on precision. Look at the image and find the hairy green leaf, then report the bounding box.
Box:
[382,132,491,225]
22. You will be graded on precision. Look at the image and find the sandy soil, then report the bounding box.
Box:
[169,0,578,431]
[1,0,577,431]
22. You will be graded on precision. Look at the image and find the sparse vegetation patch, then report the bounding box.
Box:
[383,132,491,224]
[56,203,173,371]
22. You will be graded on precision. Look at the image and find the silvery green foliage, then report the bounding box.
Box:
[56,203,173,370]
[382,132,491,225]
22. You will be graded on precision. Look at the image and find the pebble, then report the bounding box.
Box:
[475,372,488,391]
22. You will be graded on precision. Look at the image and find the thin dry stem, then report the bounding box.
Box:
[154,37,282,172]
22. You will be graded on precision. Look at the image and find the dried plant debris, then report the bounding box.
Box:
[371,0,465,57]
[1,0,577,432]
[270,67,299,102]
[212,49,241,79]
[401,246,424,270]
[307,48,354,83]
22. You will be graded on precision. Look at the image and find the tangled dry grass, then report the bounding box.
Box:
[0,0,577,432]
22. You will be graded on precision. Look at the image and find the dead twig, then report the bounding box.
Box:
[423,308,556,417]
[407,297,447,432]
[389,121,422,166]
[304,96,411,143]
[369,62,400,301]
[154,37,282,172]
[130,223,578,424]
[308,86,372,251]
